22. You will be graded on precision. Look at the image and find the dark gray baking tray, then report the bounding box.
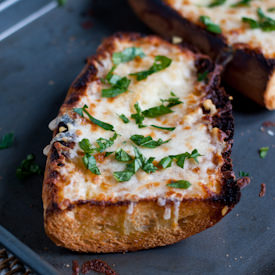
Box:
[0,0,274,274]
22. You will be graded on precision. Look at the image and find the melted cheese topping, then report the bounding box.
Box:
[49,38,227,205]
[166,0,275,58]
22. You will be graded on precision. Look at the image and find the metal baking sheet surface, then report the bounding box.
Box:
[0,0,274,274]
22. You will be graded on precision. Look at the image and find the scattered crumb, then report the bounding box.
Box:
[48,80,55,85]
[81,259,117,275]
[228,96,233,100]
[81,20,93,30]
[172,36,182,44]
[260,126,265,132]
[267,129,274,136]
[262,121,275,127]
[65,264,70,267]
[240,256,243,259]
[234,258,238,261]
[228,265,232,268]
[259,183,266,197]
[72,260,79,275]
[226,254,229,257]
[237,176,250,189]
[236,213,239,217]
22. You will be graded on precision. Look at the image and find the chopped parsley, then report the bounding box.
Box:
[239,171,250,177]
[159,149,202,169]
[150,125,176,131]
[268,7,275,12]
[112,47,145,65]
[160,92,183,108]
[83,154,101,175]
[208,0,226,8]
[242,8,275,32]
[199,16,222,34]
[167,180,191,189]
[16,154,41,180]
[130,134,170,148]
[74,104,114,131]
[130,55,172,81]
[57,0,66,6]
[131,102,146,128]
[101,65,131,98]
[259,146,269,159]
[118,114,129,123]
[231,0,252,7]
[142,105,172,118]
[0,133,14,149]
[197,71,209,82]
[113,147,157,182]
[115,148,132,162]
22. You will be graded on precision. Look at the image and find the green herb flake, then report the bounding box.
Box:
[268,7,275,12]
[115,148,132,162]
[112,47,145,65]
[130,134,170,148]
[242,8,275,31]
[130,55,172,81]
[259,147,269,159]
[239,171,250,177]
[0,133,14,149]
[151,125,176,131]
[74,104,114,131]
[142,157,157,173]
[83,154,101,175]
[118,114,129,123]
[199,15,222,34]
[159,156,173,168]
[231,0,252,7]
[208,0,226,8]
[16,154,41,180]
[142,105,173,118]
[160,92,183,108]
[131,102,146,128]
[57,0,66,6]
[197,71,209,82]
[79,138,95,154]
[167,180,191,189]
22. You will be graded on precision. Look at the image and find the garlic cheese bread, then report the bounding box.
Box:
[43,33,240,252]
[128,0,275,109]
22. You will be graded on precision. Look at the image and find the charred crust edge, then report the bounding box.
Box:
[44,32,239,217]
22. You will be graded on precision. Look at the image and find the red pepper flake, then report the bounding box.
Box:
[262,121,275,127]
[81,20,93,30]
[259,183,266,197]
[81,259,118,275]
[72,260,80,275]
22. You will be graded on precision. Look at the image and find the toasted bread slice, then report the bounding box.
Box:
[43,33,240,253]
[128,0,275,109]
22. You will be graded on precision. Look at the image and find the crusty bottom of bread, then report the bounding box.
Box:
[45,199,228,253]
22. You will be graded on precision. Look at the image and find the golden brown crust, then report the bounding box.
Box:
[128,0,275,109]
[43,32,240,252]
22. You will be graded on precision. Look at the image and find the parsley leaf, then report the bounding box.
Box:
[208,0,226,8]
[131,102,146,128]
[130,55,172,81]
[159,156,173,168]
[0,133,14,149]
[79,138,95,154]
[268,7,275,12]
[231,0,252,7]
[242,8,275,31]
[74,104,114,131]
[160,92,183,107]
[16,154,41,180]
[130,134,170,148]
[101,66,131,98]
[167,180,191,189]
[259,146,269,159]
[239,171,250,177]
[118,114,129,123]
[83,154,101,175]
[142,105,173,118]
[113,147,157,182]
[159,149,202,169]
[151,125,176,131]
[112,47,145,65]
[199,16,222,34]
[197,71,209,82]
[57,0,66,6]
[115,148,132,162]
